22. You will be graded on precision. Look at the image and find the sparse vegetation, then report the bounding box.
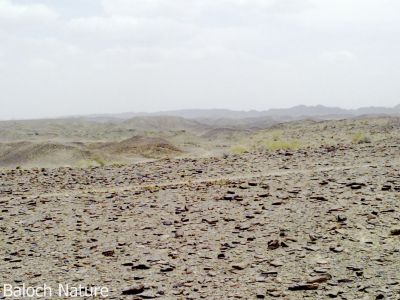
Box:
[92,156,106,167]
[230,145,249,154]
[271,131,282,141]
[143,185,160,192]
[0,117,398,168]
[352,132,372,144]
[214,178,231,186]
[77,159,95,168]
[249,130,301,151]
[263,139,300,151]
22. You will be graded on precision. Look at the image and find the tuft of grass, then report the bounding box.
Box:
[76,156,106,168]
[352,132,371,144]
[214,179,231,186]
[272,131,282,141]
[76,159,93,168]
[92,156,106,167]
[263,139,300,151]
[143,185,160,192]
[230,145,249,154]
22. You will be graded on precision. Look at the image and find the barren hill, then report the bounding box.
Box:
[94,135,182,158]
[0,141,92,168]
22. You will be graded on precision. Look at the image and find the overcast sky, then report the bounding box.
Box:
[0,0,399,119]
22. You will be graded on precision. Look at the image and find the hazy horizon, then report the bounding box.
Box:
[0,103,399,122]
[1,0,399,119]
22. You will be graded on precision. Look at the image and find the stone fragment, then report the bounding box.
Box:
[132,263,151,270]
[268,240,280,250]
[122,285,146,295]
[390,228,400,236]
[231,262,248,270]
[288,283,319,291]
[329,246,344,253]
[102,250,115,257]
[307,274,332,284]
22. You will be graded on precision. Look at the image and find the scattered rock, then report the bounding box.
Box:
[122,285,146,295]
[160,265,175,272]
[288,283,319,291]
[390,228,400,236]
[268,240,280,250]
[307,274,332,284]
[310,195,327,201]
[102,250,115,257]
[269,260,284,267]
[329,246,344,253]
[138,291,158,299]
[132,263,151,270]
[232,262,248,270]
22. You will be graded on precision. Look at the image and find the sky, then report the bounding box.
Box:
[0,0,399,119]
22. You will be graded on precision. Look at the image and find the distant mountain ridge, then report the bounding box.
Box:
[83,104,400,121]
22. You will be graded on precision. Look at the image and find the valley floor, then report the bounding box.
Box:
[1,143,400,299]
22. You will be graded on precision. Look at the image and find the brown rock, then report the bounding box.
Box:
[307,274,332,284]
[288,283,319,291]
[102,250,115,257]
[122,285,146,295]
[268,240,280,250]
[390,228,400,236]
[232,262,248,270]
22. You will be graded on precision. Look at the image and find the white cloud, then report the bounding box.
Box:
[66,0,309,59]
[0,50,4,69]
[67,16,139,34]
[1,0,400,119]
[320,50,357,63]
[29,57,56,70]
[101,0,311,17]
[296,0,400,29]
[0,0,58,25]
[66,16,200,50]
[0,34,83,75]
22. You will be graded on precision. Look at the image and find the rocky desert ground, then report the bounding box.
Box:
[1,116,400,299]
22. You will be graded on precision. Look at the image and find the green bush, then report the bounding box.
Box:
[352,132,371,144]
